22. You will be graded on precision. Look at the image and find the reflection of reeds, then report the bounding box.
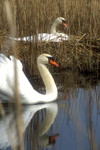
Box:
[62,86,100,150]
[0,102,16,149]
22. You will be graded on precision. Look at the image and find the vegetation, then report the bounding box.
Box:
[0,0,100,75]
[0,1,100,150]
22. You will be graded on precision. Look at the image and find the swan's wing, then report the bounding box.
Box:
[0,53,10,64]
[10,56,23,70]
[9,34,54,42]
[54,33,69,41]
[9,32,69,43]
[0,54,23,72]
[0,54,14,97]
[0,54,43,103]
[37,33,61,42]
[36,33,50,41]
[0,54,23,99]
[19,36,33,41]
[38,33,69,42]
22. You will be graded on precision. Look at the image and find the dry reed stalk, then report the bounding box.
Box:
[4,0,24,149]
[0,0,100,36]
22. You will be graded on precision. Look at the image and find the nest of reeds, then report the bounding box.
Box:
[0,34,100,75]
[14,34,100,74]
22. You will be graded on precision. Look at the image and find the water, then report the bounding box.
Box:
[52,86,100,150]
[0,73,100,150]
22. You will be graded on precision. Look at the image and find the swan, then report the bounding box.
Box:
[0,53,58,104]
[0,103,58,149]
[9,17,69,42]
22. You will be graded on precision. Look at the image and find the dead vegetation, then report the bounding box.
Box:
[0,0,100,75]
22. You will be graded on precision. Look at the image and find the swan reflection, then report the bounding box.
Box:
[0,102,58,149]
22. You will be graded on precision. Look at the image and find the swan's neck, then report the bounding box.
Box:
[38,103,58,136]
[37,64,57,99]
[37,103,58,147]
[50,22,58,34]
[18,62,57,104]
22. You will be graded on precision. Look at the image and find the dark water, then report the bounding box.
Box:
[0,74,100,150]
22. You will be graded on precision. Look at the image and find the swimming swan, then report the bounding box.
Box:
[9,17,69,42]
[0,53,58,104]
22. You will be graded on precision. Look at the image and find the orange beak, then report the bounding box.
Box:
[49,134,59,144]
[49,59,59,67]
[63,23,68,27]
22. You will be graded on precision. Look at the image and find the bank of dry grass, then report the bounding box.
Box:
[0,0,100,74]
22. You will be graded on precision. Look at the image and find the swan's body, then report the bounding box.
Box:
[0,103,58,149]
[10,33,68,42]
[0,53,58,104]
[9,17,69,42]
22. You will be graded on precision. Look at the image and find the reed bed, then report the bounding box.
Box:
[0,0,100,75]
[1,35,99,76]
[0,0,100,36]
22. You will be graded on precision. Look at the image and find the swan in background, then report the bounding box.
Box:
[0,53,58,104]
[0,103,58,149]
[9,17,69,42]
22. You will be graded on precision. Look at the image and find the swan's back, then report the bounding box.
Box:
[9,33,68,42]
[0,54,38,102]
[0,54,22,70]
[0,54,23,99]
[0,54,10,64]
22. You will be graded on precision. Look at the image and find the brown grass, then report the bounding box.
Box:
[0,0,100,36]
[0,0,100,74]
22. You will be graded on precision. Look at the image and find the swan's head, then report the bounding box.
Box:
[37,54,58,66]
[39,134,59,148]
[55,17,67,27]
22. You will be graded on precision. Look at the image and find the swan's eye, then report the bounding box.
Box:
[62,19,65,23]
[47,56,59,67]
[47,56,54,61]
[62,20,67,27]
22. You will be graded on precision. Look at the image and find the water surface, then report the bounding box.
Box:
[0,72,100,150]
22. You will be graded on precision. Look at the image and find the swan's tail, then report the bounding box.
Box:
[0,53,10,64]
[9,36,33,42]
[0,53,23,70]
[9,36,22,41]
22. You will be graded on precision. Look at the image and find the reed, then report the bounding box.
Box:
[0,1,24,150]
[0,0,100,37]
[0,0,99,75]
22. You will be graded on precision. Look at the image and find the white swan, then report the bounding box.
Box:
[0,103,58,149]
[9,17,69,42]
[0,53,58,104]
